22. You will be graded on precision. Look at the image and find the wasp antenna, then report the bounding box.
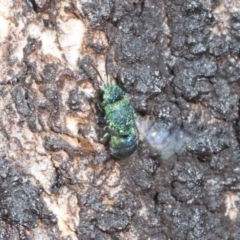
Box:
[88,62,105,87]
[105,49,110,86]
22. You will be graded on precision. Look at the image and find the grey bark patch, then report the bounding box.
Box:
[0,156,57,230]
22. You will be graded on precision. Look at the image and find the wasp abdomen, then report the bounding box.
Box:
[110,134,138,158]
[103,85,138,158]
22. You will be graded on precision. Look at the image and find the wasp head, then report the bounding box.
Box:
[103,85,125,105]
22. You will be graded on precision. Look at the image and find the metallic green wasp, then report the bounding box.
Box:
[88,63,138,158]
[102,85,138,157]
[85,60,191,159]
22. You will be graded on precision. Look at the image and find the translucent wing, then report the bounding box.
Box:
[135,116,192,159]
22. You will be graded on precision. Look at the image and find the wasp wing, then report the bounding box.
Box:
[135,116,192,159]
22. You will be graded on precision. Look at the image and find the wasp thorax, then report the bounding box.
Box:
[103,85,125,105]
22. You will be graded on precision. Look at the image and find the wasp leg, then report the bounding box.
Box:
[98,126,110,144]
[96,101,104,113]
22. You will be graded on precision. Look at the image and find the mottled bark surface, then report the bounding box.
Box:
[0,0,240,239]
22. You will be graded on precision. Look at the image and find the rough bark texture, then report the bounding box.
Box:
[0,0,240,239]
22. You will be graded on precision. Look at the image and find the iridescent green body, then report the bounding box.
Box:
[103,85,138,157]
